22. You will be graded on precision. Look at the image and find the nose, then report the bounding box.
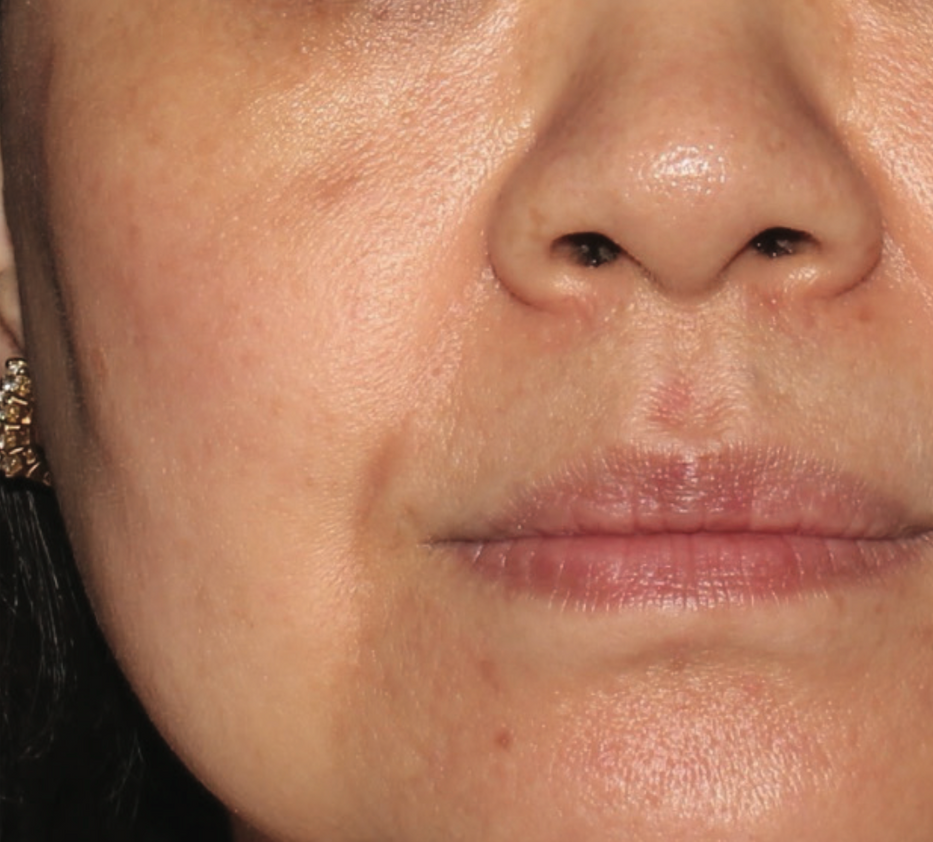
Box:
[487,2,881,308]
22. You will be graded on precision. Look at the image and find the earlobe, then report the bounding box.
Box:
[0,158,25,359]
[0,258,25,357]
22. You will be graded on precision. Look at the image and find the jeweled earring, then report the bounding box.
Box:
[0,358,51,486]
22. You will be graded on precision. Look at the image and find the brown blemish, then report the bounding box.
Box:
[494,727,513,751]
[854,300,875,325]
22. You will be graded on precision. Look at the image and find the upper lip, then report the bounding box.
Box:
[444,444,932,543]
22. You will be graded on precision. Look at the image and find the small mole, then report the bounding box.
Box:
[495,727,513,751]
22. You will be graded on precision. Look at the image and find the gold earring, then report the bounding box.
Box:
[0,358,51,486]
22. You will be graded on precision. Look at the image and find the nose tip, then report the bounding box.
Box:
[487,28,882,308]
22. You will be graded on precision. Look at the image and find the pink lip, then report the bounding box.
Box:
[444,447,933,609]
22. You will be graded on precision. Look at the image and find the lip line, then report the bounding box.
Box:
[451,523,930,543]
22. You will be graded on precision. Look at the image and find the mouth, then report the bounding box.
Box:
[437,445,933,610]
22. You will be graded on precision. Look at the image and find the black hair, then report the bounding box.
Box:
[0,479,230,841]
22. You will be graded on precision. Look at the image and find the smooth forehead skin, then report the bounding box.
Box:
[8,1,933,840]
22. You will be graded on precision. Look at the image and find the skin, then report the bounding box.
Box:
[5,0,933,838]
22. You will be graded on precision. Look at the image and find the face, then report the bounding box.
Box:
[6,0,933,839]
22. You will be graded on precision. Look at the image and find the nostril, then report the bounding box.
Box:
[553,232,624,268]
[748,227,815,259]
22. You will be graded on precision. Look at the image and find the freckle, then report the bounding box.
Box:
[495,727,513,751]
[309,169,364,210]
[856,303,874,324]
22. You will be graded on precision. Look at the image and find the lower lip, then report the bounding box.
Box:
[461,533,922,609]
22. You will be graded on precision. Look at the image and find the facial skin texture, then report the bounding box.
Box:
[7,0,933,839]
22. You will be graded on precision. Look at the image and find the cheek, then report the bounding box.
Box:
[35,6,518,820]
[41,12,526,492]
[42,8,510,512]
[848,13,933,317]
[54,111,432,469]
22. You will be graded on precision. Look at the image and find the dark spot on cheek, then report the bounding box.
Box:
[855,301,875,325]
[495,727,513,752]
